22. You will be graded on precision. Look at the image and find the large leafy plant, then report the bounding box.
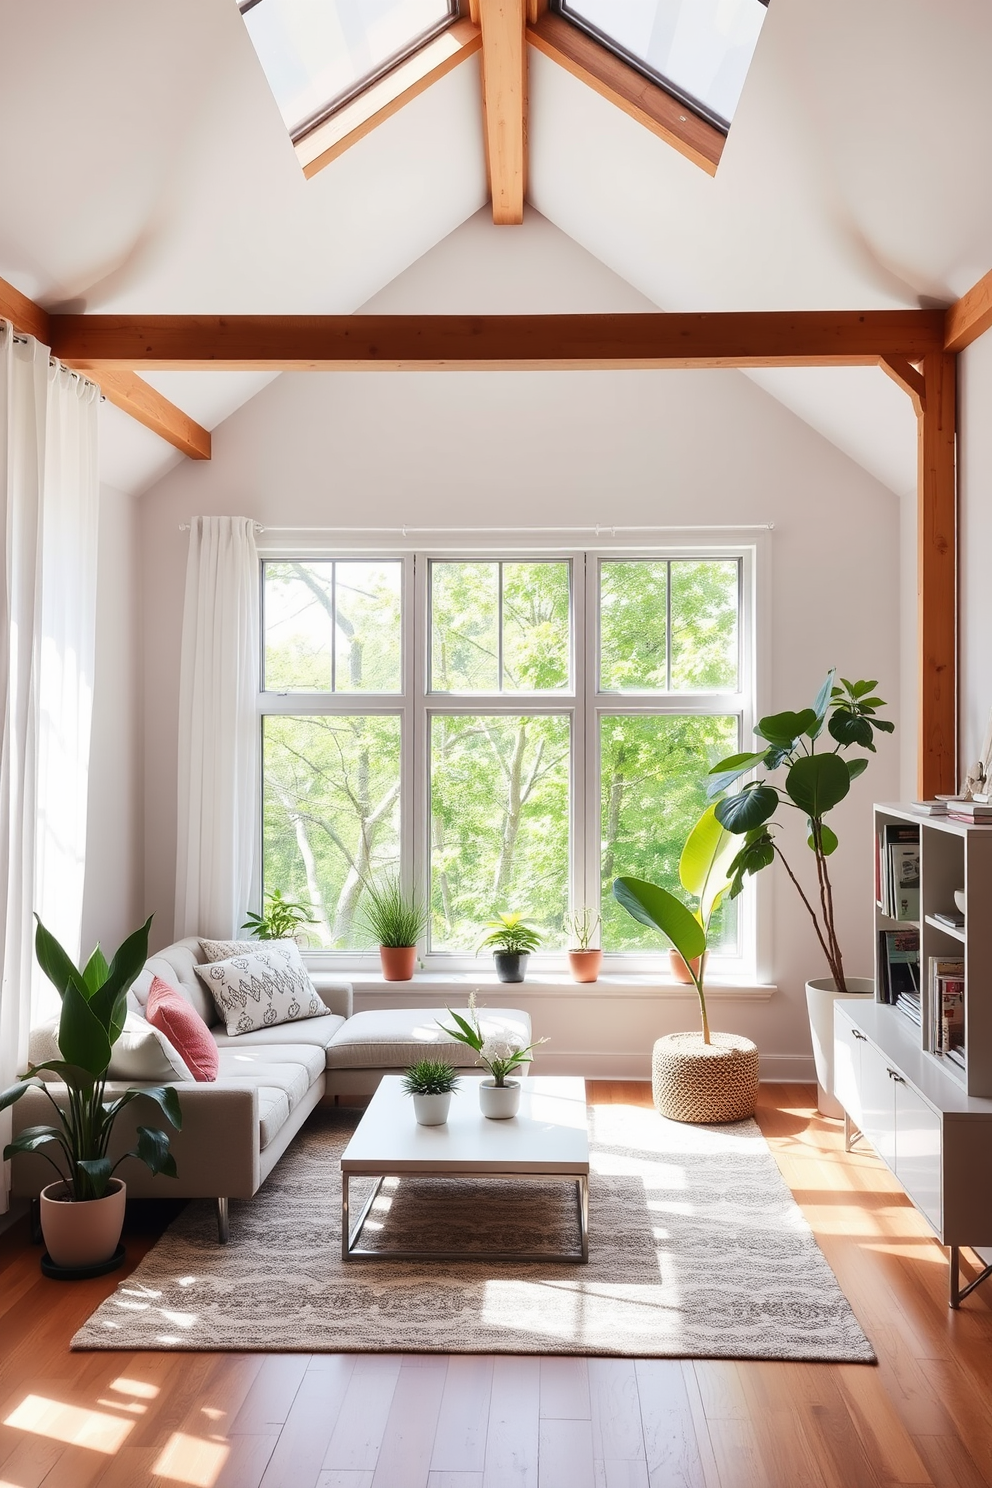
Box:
[614,802,738,1043]
[708,671,892,994]
[242,889,317,941]
[478,913,542,956]
[0,917,182,1203]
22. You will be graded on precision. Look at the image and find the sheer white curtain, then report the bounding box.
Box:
[0,325,99,1210]
[175,516,260,940]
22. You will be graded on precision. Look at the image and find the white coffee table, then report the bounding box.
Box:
[340,1075,589,1263]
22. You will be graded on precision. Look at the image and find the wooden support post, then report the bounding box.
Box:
[918,350,957,797]
[478,0,526,224]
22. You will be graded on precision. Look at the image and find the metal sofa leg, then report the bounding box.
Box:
[216,1197,229,1244]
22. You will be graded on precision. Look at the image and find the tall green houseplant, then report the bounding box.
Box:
[708,670,893,994]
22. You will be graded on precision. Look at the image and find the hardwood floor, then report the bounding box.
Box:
[3,1081,992,1488]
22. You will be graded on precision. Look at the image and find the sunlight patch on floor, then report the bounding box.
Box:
[110,1377,159,1400]
[152,1431,230,1486]
[4,1394,134,1452]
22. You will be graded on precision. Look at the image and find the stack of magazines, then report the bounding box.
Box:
[930,955,965,1064]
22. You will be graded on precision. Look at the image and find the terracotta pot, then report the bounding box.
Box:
[412,1091,452,1126]
[568,949,602,983]
[669,948,708,984]
[380,945,416,981]
[479,1078,521,1119]
[40,1179,126,1268]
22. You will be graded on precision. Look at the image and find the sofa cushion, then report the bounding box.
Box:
[129,939,218,1028]
[211,1013,345,1054]
[324,1006,532,1070]
[195,946,331,1036]
[29,1011,195,1084]
[146,977,218,1082]
[214,1048,322,1150]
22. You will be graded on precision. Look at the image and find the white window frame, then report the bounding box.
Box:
[257,533,764,982]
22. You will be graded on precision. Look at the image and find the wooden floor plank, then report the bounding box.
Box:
[634,1359,709,1488]
[539,1417,596,1488]
[432,1356,494,1473]
[322,1360,400,1475]
[588,1359,646,1463]
[539,1357,590,1420]
[260,1359,356,1487]
[371,1358,447,1488]
[482,1356,540,1488]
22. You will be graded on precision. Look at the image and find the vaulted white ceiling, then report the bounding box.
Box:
[2,0,990,498]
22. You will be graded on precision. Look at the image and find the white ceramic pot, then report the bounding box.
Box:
[40,1178,126,1268]
[805,976,874,1118]
[412,1091,452,1126]
[479,1079,521,1119]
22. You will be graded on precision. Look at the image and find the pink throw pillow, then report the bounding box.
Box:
[145,976,219,1083]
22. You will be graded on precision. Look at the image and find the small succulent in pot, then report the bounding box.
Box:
[566,910,602,984]
[478,912,542,983]
[360,874,430,982]
[402,1060,460,1126]
[242,889,317,945]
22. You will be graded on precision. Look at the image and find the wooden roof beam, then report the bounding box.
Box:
[0,275,210,461]
[880,355,926,415]
[477,0,527,224]
[945,265,992,354]
[48,309,946,373]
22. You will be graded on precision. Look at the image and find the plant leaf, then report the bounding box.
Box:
[705,751,766,799]
[809,669,837,735]
[847,757,869,781]
[828,711,875,750]
[129,1126,177,1179]
[3,1123,69,1155]
[75,1157,113,1200]
[785,753,851,818]
[612,878,706,965]
[726,829,776,899]
[58,980,112,1076]
[679,804,739,925]
[34,917,89,1002]
[81,945,110,996]
[756,709,818,747]
[715,784,779,834]
[870,718,895,734]
[0,1080,33,1113]
[807,820,840,855]
[127,1085,183,1130]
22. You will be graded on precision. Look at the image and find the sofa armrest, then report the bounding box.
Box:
[311,976,353,1020]
[10,1081,262,1200]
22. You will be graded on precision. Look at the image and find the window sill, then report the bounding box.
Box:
[314,970,775,1001]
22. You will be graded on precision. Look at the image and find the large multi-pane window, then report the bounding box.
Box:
[260,549,753,969]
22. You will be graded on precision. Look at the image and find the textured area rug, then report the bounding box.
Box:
[73,1103,874,1361]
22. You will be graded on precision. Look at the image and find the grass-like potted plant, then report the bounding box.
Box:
[708,670,890,1114]
[360,875,430,981]
[0,916,182,1273]
[438,994,547,1118]
[613,803,759,1123]
[567,910,602,984]
[479,912,542,983]
[402,1060,461,1125]
[242,889,317,946]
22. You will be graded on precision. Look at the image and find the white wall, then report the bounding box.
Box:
[959,330,992,782]
[80,481,142,956]
[136,213,903,1076]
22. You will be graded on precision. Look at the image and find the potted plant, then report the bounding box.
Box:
[613,802,759,1123]
[708,670,891,1115]
[479,913,542,983]
[567,910,602,983]
[360,875,430,981]
[242,889,317,946]
[402,1060,460,1125]
[438,994,547,1118]
[0,916,182,1273]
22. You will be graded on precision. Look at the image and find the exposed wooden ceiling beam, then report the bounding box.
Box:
[477,0,527,224]
[527,10,723,176]
[879,355,926,415]
[49,310,946,373]
[0,274,210,461]
[945,266,992,354]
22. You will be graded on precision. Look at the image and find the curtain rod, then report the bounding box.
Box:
[179,522,774,534]
[2,320,103,400]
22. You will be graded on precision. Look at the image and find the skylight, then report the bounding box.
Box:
[239,0,459,141]
[553,0,768,132]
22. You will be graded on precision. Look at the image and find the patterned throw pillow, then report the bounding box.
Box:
[199,937,292,963]
[194,944,330,1036]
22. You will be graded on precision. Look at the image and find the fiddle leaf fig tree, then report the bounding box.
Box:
[708,670,893,994]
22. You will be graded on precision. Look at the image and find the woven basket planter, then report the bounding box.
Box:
[651,1031,759,1124]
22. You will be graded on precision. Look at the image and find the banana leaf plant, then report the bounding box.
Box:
[0,916,182,1203]
[707,670,893,995]
[614,803,738,1044]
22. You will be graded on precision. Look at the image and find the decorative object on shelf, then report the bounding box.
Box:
[401,1060,460,1125]
[437,993,547,1118]
[478,912,542,983]
[566,910,602,983]
[242,889,317,947]
[953,889,967,916]
[359,874,430,982]
[960,704,992,800]
[614,802,758,1123]
[709,670,889,1115]
[0,916,183,1272]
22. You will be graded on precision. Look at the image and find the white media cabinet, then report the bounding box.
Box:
[832,804,992,1308]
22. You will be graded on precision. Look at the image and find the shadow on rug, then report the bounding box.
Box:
[73,1103,875,1361]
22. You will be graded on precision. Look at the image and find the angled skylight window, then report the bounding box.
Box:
[239,0,459,141]
[552,0,768,132]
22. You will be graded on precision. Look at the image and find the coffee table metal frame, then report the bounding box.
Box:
[340,1076,590,1264]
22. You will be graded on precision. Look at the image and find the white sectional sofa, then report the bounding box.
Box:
[14,936,532,1241]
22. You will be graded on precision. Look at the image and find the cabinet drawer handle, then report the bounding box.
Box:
[852,1030,867,1041]
[886,1067,905,1083]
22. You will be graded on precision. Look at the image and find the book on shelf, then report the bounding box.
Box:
[877,927,920,1004]
[932,908,965,929]
[877,823,920,918]
[896,990,922,1027]
[928,956,965,1055]
[910,800,948,815]
[947,801,992,823]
